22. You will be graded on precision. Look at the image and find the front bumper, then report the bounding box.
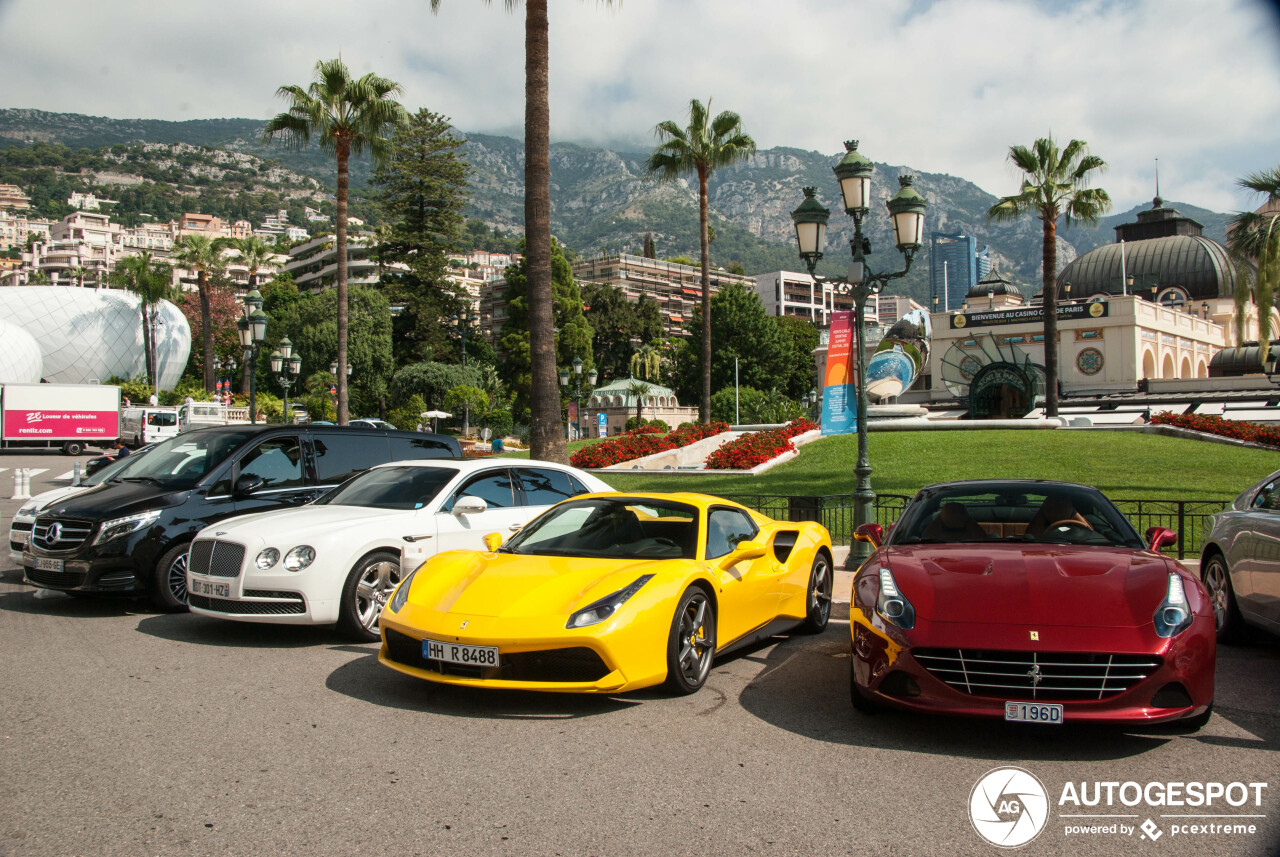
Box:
[22,547,142,593]
[850,612,1216,724]
[377,603,670,694]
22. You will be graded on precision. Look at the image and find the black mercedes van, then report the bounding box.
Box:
[21,424,461,610]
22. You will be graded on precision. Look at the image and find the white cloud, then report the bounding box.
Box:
[1,0,1277,211]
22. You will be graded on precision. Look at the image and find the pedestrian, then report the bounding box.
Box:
[114,439,132,459]
[149,393,158,406]
[122,396,131,409]
[416,421,424,432]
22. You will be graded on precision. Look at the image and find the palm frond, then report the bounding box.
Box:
[1239,166,1280,199]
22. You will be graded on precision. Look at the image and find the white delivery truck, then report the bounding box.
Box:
[120,407,181,447]
[0,383,121,455]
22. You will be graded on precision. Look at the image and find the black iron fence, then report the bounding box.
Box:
[723,493,1228,561]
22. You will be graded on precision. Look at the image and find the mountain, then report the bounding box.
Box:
[0,109,1233,306]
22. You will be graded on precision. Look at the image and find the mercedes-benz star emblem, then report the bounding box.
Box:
[48,523,63,542]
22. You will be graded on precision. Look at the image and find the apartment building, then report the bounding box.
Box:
[571,253,754,337]
[282,233,379,292]
[0,211,51,251]
[0,184,31,212]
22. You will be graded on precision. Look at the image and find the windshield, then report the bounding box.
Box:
[502,497,699,560]
[87,447,151,485]
[114,429,258,489]
[314,465,456,510]
[890,484,1144,549]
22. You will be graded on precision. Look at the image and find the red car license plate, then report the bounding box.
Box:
[1005,702,1063,724]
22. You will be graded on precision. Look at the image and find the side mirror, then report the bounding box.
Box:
[854,523,884,548]
[482,532,503,552]
[454,496,488,516]
[234,474,266,497]
[720,538,767,567]
[1146,526,1178,552]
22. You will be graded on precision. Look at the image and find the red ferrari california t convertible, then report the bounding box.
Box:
[849,480,1215,728]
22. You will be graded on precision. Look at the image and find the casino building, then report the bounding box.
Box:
[911,198,1279,420]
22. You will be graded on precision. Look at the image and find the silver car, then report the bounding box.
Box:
[1200,469,1280,641]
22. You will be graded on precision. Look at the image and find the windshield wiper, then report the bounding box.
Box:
[120,475,164,485]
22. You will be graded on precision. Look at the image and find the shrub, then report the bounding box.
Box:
[1150,412,1280,449]
[569,421,730,469]
[704,418,818,470]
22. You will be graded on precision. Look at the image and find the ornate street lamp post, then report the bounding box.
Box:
[236,288,269,425]
[558,356,597,440]
[270,336,302,423]
[791,141,928,566]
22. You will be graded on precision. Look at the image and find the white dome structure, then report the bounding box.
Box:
[0,286,192,389]
[0,318,43,383]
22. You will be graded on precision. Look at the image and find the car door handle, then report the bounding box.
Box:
[402,534,433,543]
[508,523,524,532]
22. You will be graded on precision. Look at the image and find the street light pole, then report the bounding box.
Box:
[559,356,597,441]
[236,288,268,425]
[791,141,928,568]
[329,360,352,421]
[452,309,480,367]
[270,336,302,423]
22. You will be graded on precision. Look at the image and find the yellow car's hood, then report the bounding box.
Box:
[409,550,691,618]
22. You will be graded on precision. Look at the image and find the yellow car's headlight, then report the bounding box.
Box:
[388,567,419,614]
[566,575,654,629]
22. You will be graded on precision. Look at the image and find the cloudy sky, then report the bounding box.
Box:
[2,0,1279,212]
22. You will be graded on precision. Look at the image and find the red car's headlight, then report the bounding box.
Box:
[1154,573,1192,638]
[876,567,915,630]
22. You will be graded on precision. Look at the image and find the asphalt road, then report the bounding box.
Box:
[1,451,1278,857]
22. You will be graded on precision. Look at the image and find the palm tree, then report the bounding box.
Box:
[263,58,408,425]
[111,252,174,389]
[626,379,654,428]
[235,235,276,289]
[646,98,756,424]
[171,234,226,392]
[1228,165,1279,359]
[64,265,89,288]
[987,137,1111,417]
[629,344,660,381]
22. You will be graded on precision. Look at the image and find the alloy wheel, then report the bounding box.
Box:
[354,560,401,632]
[1203,559,1230,632]
[810,556,833,624]
[168,551,188,603]
[677,593,714,686]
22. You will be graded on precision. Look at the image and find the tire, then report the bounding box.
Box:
[63,441,84,456]
[152,543,191,612]
[338,550,402,642]
[849,658,878,714]
[664,587,716,694]
[1201,553,1242,644]
[799,551,833,634]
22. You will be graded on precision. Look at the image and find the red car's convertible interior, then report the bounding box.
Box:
[892,486,1146,549]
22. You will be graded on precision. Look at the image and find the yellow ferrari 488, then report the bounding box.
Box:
[378,492,834,694]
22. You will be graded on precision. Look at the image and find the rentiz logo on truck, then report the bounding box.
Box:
[25,411,44,423]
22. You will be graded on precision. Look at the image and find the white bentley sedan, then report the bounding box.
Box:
[186,459,612,640]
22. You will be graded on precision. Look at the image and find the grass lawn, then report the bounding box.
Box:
[503,430,1277,501]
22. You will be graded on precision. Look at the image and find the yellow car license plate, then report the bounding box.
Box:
[424,638,499,667]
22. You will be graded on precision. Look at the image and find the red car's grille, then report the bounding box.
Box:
[914,649,1161,701]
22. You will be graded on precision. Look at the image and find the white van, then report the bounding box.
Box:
[121,407,181,447]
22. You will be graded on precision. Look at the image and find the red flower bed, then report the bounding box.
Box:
[569,421,730,469]
[1150,412,1280,449]
[704,419,818,470]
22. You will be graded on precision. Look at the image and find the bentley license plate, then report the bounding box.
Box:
[191,579,230,599]
[1005,702,1063,724]
[423,638,499,667]
[33,556,63,572]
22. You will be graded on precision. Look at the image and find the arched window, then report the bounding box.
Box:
[1180,357,1192,379]
[1142,351,1156,380]
[1197,360,1208,378]
[1162,354,1175,378]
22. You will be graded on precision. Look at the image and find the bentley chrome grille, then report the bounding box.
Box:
[914,648,1162,701]
[188,539,247,578]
